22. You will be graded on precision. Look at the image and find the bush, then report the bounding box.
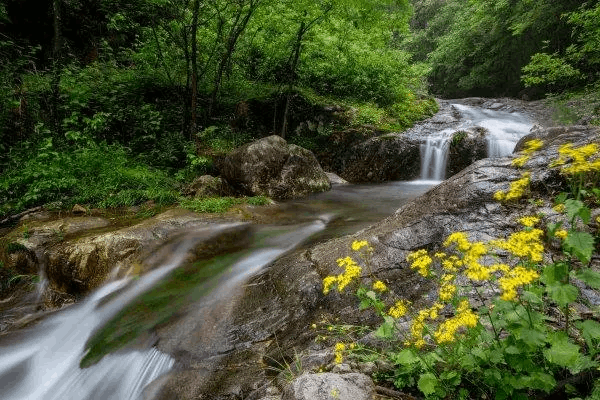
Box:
[0,139,178,216]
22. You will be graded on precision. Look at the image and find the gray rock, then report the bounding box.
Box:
[220,135,331,200]
[283,373,374,400]
[325,172,348,185]
[184,175,224,198]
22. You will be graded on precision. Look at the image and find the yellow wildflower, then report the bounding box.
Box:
[556,143,600,175]
[373,280,388,292]
[554,229,568,240]
[439,282,456,302]
[351,240,372,252]
[491,228,544,262]
[523,139,544,153]
[552,203,566,213]
[512,155,529,168]
[407,249,433,277]
[323,276,337,294]
[388,300,409,319]
[442,255,462,272]
[334,342,345,364]
[434,300,479,344]
[495,173,531,203]
[498,266,540,301]
[444,232,471,251]
[518,215,540,227]
[434,252,447,259]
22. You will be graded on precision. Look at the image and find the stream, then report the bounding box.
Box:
[0,100,538,399]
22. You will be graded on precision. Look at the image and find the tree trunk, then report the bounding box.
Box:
[51,0,63,134]
[190,0,201,149]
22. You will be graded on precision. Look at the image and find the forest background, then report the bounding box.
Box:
[0,0,599,216]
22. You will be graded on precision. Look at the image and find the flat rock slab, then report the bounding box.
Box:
[283,373,375,400]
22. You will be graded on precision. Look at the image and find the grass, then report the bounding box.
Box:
[179,196,272,214]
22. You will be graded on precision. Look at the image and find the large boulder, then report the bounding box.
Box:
[220,135,331,200]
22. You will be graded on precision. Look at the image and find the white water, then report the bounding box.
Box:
[420,128,454,181]
[0,220,325,400]
[420,103,533,180]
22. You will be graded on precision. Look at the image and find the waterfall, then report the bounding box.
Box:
[419,103,533,181]
[420,128,454,181]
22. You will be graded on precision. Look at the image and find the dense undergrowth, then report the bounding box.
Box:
[322,139,600,399]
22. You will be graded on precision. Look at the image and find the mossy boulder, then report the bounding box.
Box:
[220,135,331,200]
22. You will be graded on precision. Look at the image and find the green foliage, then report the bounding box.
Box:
[179,196,271,214]
[0,140,177,217]
[521,53,582,90]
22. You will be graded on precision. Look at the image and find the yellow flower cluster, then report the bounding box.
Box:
[554,229,568,240]
[351,240,373,252]
[322,256,363,294]
[442,232,490,281]
[553,203,566,213]
[498,266,540,301]
[439,275,457,301]
[518,215,540,227]
[433,300,479,344]
[494,172,531,202]
[407,249,433,277]
[373,280,388,292]
[406,303,444,348]
[491,229,544,262]
[334,342,345,364]
[511,139,544,168]
[388,299,410,318]
[554,143,600,175]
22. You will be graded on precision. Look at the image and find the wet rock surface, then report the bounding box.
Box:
[220,135,331,200]
[283,373,375,400]
[149,125,599,399]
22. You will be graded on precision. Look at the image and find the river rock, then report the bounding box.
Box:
[183,175,224,198]
[220,135,331,200]
[282,373,375,400]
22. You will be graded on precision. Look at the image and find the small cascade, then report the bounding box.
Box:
[418,103,534,181]
[420,128,454,181]
[452,104,533,157]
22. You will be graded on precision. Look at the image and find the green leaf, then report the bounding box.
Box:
[374,316,395,339]
[541,263,569,285]
[544,333,580,368]
[574,269,600,289]
[565,199,591,224]
[521,290,543,305]
[516,328,547,347]
[418,373,438,396]
[391,348,419,365]
[527,372,556,392]
[576,320,600,353]
[564,231,595,264]
[546,283,579,307]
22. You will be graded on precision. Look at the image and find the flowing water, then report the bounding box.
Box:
[420,103,534,181]
[0,101,531,399]
[0,181,433,399]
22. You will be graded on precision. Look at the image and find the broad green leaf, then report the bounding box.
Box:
[564,231,595,264]
[527,372,556,393]
[544,333,580,368]
[516,327,547,347]
[576,320,600,353]
[546,282,579,307]
[418,373,438,396]
[374,316,394,339]
[541,262,569,285]
[391,348,419,365]
[574,269,600,289]
[565,199,591,224]
[521,290,543,305]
